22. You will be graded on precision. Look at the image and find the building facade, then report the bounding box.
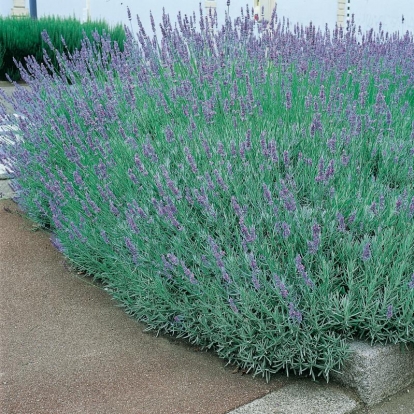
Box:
[10,0,29,17]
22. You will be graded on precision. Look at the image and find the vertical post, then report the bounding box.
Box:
[29,0,37,19]
[87,0,91,21]
[337,0,347,27]
[11,0,29,17]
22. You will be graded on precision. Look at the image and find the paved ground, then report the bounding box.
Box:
[0,198,287,414]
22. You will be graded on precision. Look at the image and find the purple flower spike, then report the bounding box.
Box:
[263,183,273,205]
[184,147,198,174]
[51,236,65,253]
[279,182,296,212]
[288,302,302,323]
[408,273,414,289]
[386,304,393,319]
[337,213,346,232]
[100,230,110,244]
[73,170,83,186]
[307,223,321,254]
[181,261,197,284]
[165,126,175,143]
[281,222,291,239]
[409,197,414,217]
[295,254,314,288]
[362,242,372,262]
[274,274,288,298]
[134,154,148,176]
[228,297,239,313]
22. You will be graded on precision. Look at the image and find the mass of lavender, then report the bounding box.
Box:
[1,4,413,381]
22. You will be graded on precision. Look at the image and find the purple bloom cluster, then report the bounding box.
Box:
[362,242,372,262]
[208,235,231,283]
[307,223,321,254]
[228,297,239,313]
[295,254,314,288]
[315,158,335,184]
[408,274,414,289]
[386,304,393,320]
[288,302,303,323]
[273,274,288,298]
[279,181,296,212]
[181,261,198,284]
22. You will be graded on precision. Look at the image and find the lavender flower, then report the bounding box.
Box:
[386,304,393,319]
[279,182,296,212]
[213,169,228,192]
[100,230,110,244]
[263,183,273,205]
[285,91,292,110]
[307,223,321,254]
[165,126,175,143]
[50,236,65,253]
[134,154,148,176]
[408,197,414,218]
[315,157,325,183]
[181,261,197,284]
[327,136,336,152]
[217,141,226,157]
[167,253,179,267]
[231,196,244,219]
[228,297,239,313]
[208,235,225,269]
[325,160,335,181]
[408,274,414,289]
[288,302,303,323]
[201,138,212,158]
[125,237,139,265]
[274,274,288,298]
[341,152,350,166]
[337,212,346,232]
[348,211,357,224]
[269,140,279,163]
[184,147,198,174]
[362,242,372,262]
[73,170,83,186]
[280,222,291,239]
[283,150,290,167]
[109,201,120,216]
[295,254,314,288]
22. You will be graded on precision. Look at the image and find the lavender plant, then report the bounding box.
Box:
[1,5,413,381]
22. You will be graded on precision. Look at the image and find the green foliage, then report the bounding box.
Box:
[2,12,414,382]
[0,15,125,81]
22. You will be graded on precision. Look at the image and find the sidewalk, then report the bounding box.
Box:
[0,198,287,414]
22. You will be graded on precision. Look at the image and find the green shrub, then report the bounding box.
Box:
[0,15,125,81]
[2,7,413,382]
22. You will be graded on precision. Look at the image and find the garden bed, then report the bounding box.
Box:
[1,5,413,382]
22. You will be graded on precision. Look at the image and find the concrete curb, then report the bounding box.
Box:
[227,341,414,414]
[0,179,14,199]
[227,381,361,414]
[332,341,414,406]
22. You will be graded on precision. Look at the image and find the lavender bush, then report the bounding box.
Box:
[1,4,413,381]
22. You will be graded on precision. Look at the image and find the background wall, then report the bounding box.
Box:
[1,1,413,37]
[276,0,337,30]
[350,0,414,35]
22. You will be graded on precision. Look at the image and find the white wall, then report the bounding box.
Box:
[351,0,414,35]
[276,0,337,30]
[0,1,256,34]
[1,1,414,37]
